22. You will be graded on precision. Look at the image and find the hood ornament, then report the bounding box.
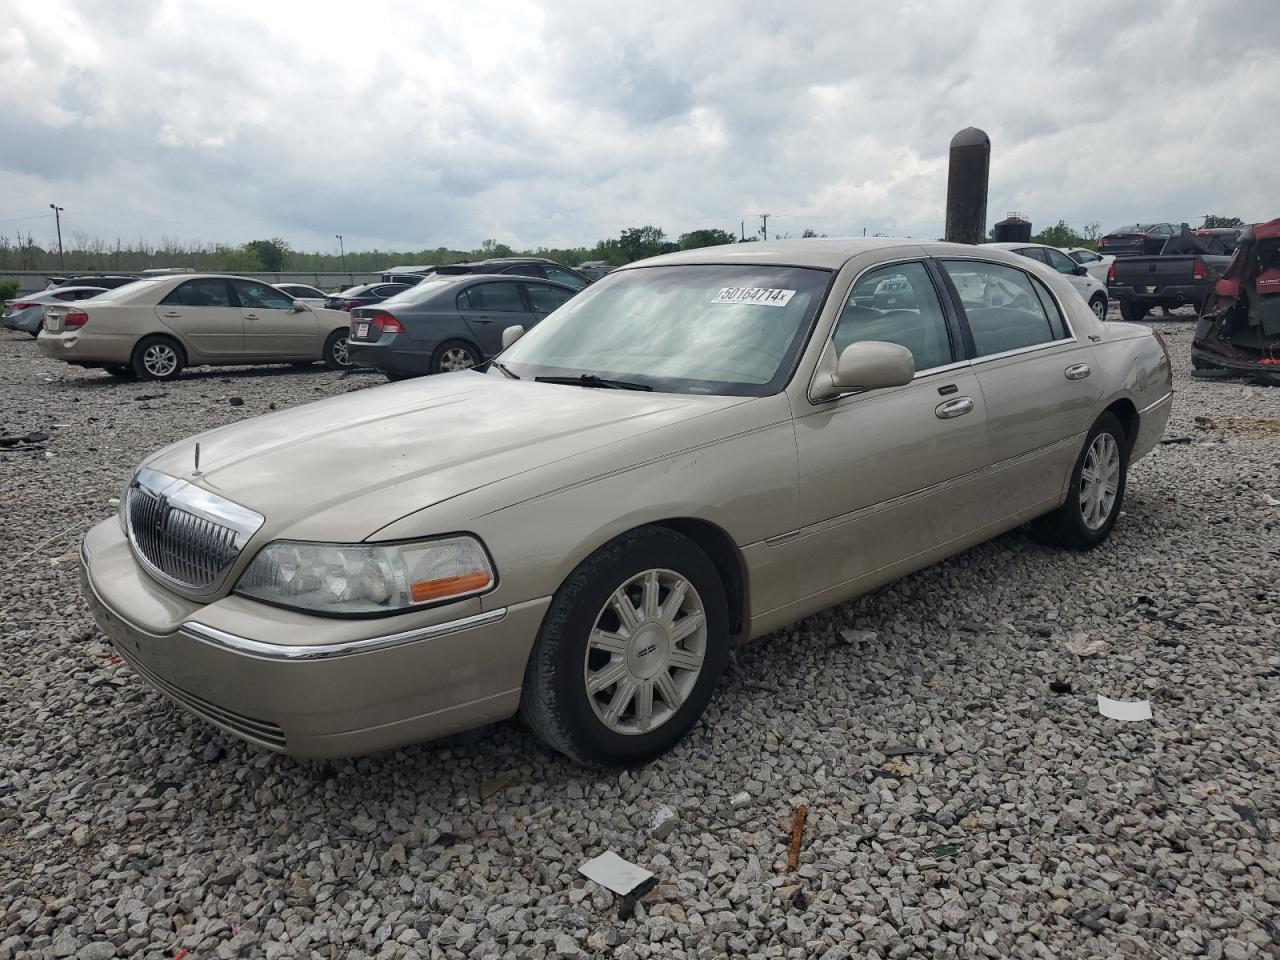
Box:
[193,442,202,477]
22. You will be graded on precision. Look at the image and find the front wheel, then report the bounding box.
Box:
[519,526,730,766]
[1031,412,1128,550]
[130,336,185,381]
[323,330,351,370]
[1089,295,1108,321]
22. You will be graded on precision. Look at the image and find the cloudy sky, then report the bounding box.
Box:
[2,0,1275,255]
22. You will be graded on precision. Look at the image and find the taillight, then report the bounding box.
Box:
[64,310,89,329]
[12,301,39,310]
[1106,260,1117,284]
[370,311,404,334]
[340,299,361,310]
[1192,260,1206,280]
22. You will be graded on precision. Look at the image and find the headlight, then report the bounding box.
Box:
[235,536,495,615]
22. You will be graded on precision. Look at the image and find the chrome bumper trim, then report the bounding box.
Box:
[1139,390,1173,414]
[180,608,509,661]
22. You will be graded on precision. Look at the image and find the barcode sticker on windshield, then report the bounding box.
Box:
[711,287,796,307]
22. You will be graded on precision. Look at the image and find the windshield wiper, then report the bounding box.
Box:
[535,374,653,391]
[490,360,520,379]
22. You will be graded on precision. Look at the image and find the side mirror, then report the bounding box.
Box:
[291,300,308,312]
[814,341,915,400]
[501,325,525,349]
[1074,264,1088,276]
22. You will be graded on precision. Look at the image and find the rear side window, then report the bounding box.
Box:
[832,261,953,372]
[1017,247,1049,264]
[941,260,1057,357]
[457,282,525,312]
[501,263,547,279]
[162,278,232,307]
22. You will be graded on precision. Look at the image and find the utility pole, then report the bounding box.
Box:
[335,234,347,282]
[759,214,770,241]
[740,220,745,242]
[49,204,65,271]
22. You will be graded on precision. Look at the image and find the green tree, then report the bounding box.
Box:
[244,238,290,271]
[1031,220,1083,247]
[678,228,736,250]
[801,228,827,238]
[1202,214,1244,229]
[618,226,669,262]
[216,245,265,272]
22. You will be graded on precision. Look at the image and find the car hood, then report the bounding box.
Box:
[143,371,748,542]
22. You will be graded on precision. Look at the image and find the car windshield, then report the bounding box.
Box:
[498,264,831,396]
[380,279,458,307]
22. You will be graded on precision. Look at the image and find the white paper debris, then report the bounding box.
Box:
[578,851,653,895]
[1097,695,1152,722]
[1064,634,1108,657]
[1264,494,1280,507]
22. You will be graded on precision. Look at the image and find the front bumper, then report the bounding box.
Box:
[79,518,549,757]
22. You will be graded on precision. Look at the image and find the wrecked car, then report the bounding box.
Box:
[1192,219,1280,384]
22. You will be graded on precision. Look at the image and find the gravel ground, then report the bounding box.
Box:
[2,312,1278,960]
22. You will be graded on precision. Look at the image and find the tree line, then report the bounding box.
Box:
[0,224,826,275]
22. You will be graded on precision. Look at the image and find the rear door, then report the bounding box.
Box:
[154,278,242,359]
[456,281,536,356]
[939,258,1102,513]
[232,279,320,358]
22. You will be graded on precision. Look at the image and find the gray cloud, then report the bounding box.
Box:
[1,0,1274,254]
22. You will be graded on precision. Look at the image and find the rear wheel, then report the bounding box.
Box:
[1119,299,1148,322]
[130,336,185,381]
[431,340,481,374]
[323,330,351,370]
[1031,412,1128,550]
[519,526,730,766]
[1089,295,1108,321]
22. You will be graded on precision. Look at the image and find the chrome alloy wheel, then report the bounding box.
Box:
[583,568,707,735]
[439,346,476,371]
[1091,297,1108,320]
[331,335,350,367]
[143,343,179,377]
[1079,432,1120,530]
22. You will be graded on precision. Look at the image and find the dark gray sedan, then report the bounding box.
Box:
[3,286,108,335]
[346,273,577,379]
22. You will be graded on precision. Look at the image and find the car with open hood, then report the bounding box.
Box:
[78,239,1172,765]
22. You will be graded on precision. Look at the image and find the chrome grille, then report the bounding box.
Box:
[125,467,265,591]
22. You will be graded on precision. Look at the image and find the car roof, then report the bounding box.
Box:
[631,237,993,271]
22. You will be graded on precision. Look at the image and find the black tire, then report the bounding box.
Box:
[1031,412,1128,550]
[430,340,481,375]
[323,329,351,370]
[130,335,185,381]
[1119,299,1147,323]
[1088,295,1109,321]
[290,361,317,368]
[104,366,136,380]
[384,371,417,382]
[519,526,730,767]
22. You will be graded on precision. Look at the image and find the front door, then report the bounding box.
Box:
[789,260,991,601]
[939,258,1103,515]
[232,279,319,358]
[154,278,242,359]
[1041,246,1094,299]
[520,281,575,325]
[457,281,536,357]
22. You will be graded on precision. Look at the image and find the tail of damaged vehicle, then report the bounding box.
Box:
[1192,218,1280,384]
[77,239,1172,767]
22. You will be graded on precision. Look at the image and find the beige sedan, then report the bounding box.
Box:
[79,240,1172,765]
[38,274,353,380]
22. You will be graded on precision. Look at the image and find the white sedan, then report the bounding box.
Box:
[1062,247,1115,284]
[275,283,330,308]
[985,242,1111,320]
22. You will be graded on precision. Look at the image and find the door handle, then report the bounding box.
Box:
[935,397,974,419]
[1065,363,1091,380]
[162,311,181,318]
[472,315,494,323]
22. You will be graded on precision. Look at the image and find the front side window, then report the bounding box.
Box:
[1042,248,1080,275]
[458,282,525,312]
[942,260,1057,357]
[162,278,232,307]
[832,261,953,372]
[231,280,294,310]
[525,283,574,313]
[499,264,831,395]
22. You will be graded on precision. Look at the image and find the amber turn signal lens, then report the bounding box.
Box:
[410,570,493,603]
